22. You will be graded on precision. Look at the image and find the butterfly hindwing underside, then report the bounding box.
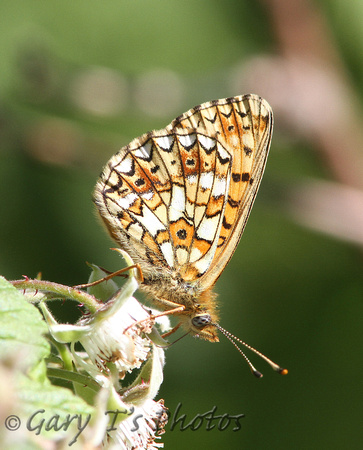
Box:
[94,94,273,318]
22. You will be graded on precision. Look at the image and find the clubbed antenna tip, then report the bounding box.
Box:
[214,323,288,378]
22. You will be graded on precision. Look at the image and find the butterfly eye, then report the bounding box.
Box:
[191,314,212,329]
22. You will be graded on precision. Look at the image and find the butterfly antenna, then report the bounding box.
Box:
[215,324,288,378]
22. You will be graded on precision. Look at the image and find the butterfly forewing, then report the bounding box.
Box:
[169,94,273,288]
[94,94,273,293]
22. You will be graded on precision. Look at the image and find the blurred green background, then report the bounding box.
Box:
[1,0,362,448]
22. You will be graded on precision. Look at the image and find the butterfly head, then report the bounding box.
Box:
[188,313,219,342]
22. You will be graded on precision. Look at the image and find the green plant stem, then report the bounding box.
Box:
[49,336,74,371]
[47,367,101,392]
[11,278,101,313]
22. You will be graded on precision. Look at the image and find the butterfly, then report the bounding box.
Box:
[94,94,285,376]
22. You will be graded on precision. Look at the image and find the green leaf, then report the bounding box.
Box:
[17,373,94,444]
[0,276,49,379]
[0,277,96,447]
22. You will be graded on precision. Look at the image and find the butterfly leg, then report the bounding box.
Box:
[73,264,143,289]
[124,303,186,335]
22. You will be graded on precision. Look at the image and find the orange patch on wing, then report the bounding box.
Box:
[143,232,162,256]
[193,236,212,255]
[180,265,201,281]
[155,229,170,246]
[179,144,200,177]
[205,195,224,217]
[169,218,195,249]
[128,197,143,215]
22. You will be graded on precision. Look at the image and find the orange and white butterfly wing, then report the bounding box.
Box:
[94,135,172,277]
[94,94,272,291]
[169,94,273,289]
[94,128,233,282]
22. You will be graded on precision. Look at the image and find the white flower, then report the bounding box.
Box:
[79,294,152,376]
[38,251,170,448]
[108,398,168,450]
